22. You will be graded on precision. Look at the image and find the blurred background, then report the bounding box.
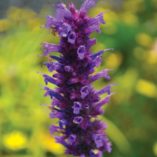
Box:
[0,0,157,157]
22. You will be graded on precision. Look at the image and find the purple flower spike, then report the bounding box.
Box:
[42,0,113,156]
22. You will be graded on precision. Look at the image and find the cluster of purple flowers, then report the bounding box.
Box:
[42,0,113,156]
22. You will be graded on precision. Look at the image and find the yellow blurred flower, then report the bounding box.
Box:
[136,33,153,47]
[136,79,157,97]
[0,19,10,32]
[133,47,147,61]
[7,7,36,23]
[103,11,118,24]
[114,69,138,103]
[3,131,27,150]
[121,13,138,25]
[147,50,157,64]
[124,0,144,14]
[106,53,122,69]
[27,18,42,31]
[147,40,157,64]
[90,6,118,24]
[90,7,106,17]
[92,42,106,52]
[153,142,157,156]
[39,132,64,155]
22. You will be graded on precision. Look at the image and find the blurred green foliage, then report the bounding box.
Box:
[0,0,157,157]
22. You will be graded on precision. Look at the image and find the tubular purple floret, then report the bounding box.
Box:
[43,74,60,86]
[87,38,97,48]
[80,0,98,12]
[96,84,117,95]
[45,16,60,28]
[95,94,113,111]
[44,87,64,101]
[68,31,77,44]
[44,62,63,72]
[42,42,60,55]
[91,48,114,59]
[77,45,87,60]
[90,69,111,82]
[56,3,72,20]
[50,55,62,62]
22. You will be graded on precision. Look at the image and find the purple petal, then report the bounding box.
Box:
[96,13,105,24]
[90,69,111,82]
[70,92,79,100]
[90,150,103,157]
[73,116,83,124]
[43,74,60,86]
[53,73,64,79]
[55,136,67,146]
[77,45,86,60]
[49,110,61,118]
[50,55,62,62]
[45,16,59,28]
[85,13,106,34]
[91,48,113,59]
[87,38,96,48]
[44,62,62,72]
[93,55,102,67]
[68,77,80,84]
[96,94,113,108]
[80,0,98,12]
[93,134,104,148]
[72,102,82,114]
[80,86,89,99]
[67,134,76,144]
[105,141,112,153]
[68,31,76,44]
[59,120,67,129]
[88,13,105,26]
[44,87,64,100]
[44,62,55,72]
[92,120,108,130]
[96,84,114,95]
[56,3,72,20]
[58,23,71,37]
[64,65,73,72]
[49,125,60,134]
[85,24,100,34]
[43,42,60,55]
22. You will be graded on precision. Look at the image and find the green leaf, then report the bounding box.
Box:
[103,118,131,154]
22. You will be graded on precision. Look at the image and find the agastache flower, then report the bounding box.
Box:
[42,0,113,156]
